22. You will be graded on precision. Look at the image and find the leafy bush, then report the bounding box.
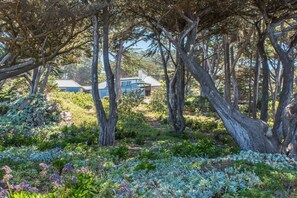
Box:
[171,139,221,158]
[149,83,167,113]
[60,124,98,145]
[138,150,158,160]
[1,94,59,128]
[116,111,158,140]
[119,89,144,113]
[134,161,156,171]
[185,95,215,114]
[110,146,129,160]
[185,116,218,133]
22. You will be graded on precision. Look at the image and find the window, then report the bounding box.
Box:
[121,81,131,86]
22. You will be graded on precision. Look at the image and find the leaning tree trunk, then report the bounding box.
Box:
[159,26,280,153]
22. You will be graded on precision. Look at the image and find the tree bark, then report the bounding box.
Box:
[230,46,239,109]
[271,60,282,119]
[223,35,231,103]
[257,32,269,122]
[39,65,52,94]
[115,40,124,101]
[157,34,186,134]
[252,50,260,119]
[100,7,118,146]
[91,14,106,145]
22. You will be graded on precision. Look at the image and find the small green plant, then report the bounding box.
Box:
[135,137,145,145]
[119,89,144,113]
[110,146,129,160]
[171,139,221,158]
[134,161,156,171]
[138,150,158,160]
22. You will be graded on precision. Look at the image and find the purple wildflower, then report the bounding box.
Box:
[0,187,9,197]
[70,176,78,184]
[63,163,75,174]
[11,181,29,192]
[50,174,62,183]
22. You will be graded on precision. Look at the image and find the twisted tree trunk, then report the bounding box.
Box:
[159,25,280,153]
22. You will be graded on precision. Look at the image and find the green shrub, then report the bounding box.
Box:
[110,146,129,160]
[60,124,98,145]
[134,161,156,171]
[1,94,60,129]
[135,137,145,145]
[185,95,215,113]
[138,150,158,160]
[171,139,221,158]
[149,83,167,113]
[116,111,158,139]
[185,116,218,133]
[2,135,38,147]
[119,89,144,113]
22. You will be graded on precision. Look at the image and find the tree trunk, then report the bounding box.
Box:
[157,35,185,134]
[257,33,269,122]
[230,46,239,109]
[115,40,124,101]
[178,44,280,152]
[175,48,186,134]
[252,51,260,119]
[271,60,281,119]
[39,65,52,94]
[30,68,38,95]
[223,35,231,103]
[91,14,116,146]
[283,94,297,158]
[248,53,253,117]
[100,7,118,146]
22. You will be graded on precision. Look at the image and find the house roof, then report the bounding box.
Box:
[121,77,141,81]
[98,82,107,89]
[143,76,161,87]
[56,80,82,88]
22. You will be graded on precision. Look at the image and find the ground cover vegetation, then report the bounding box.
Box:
[1,0,297,197]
